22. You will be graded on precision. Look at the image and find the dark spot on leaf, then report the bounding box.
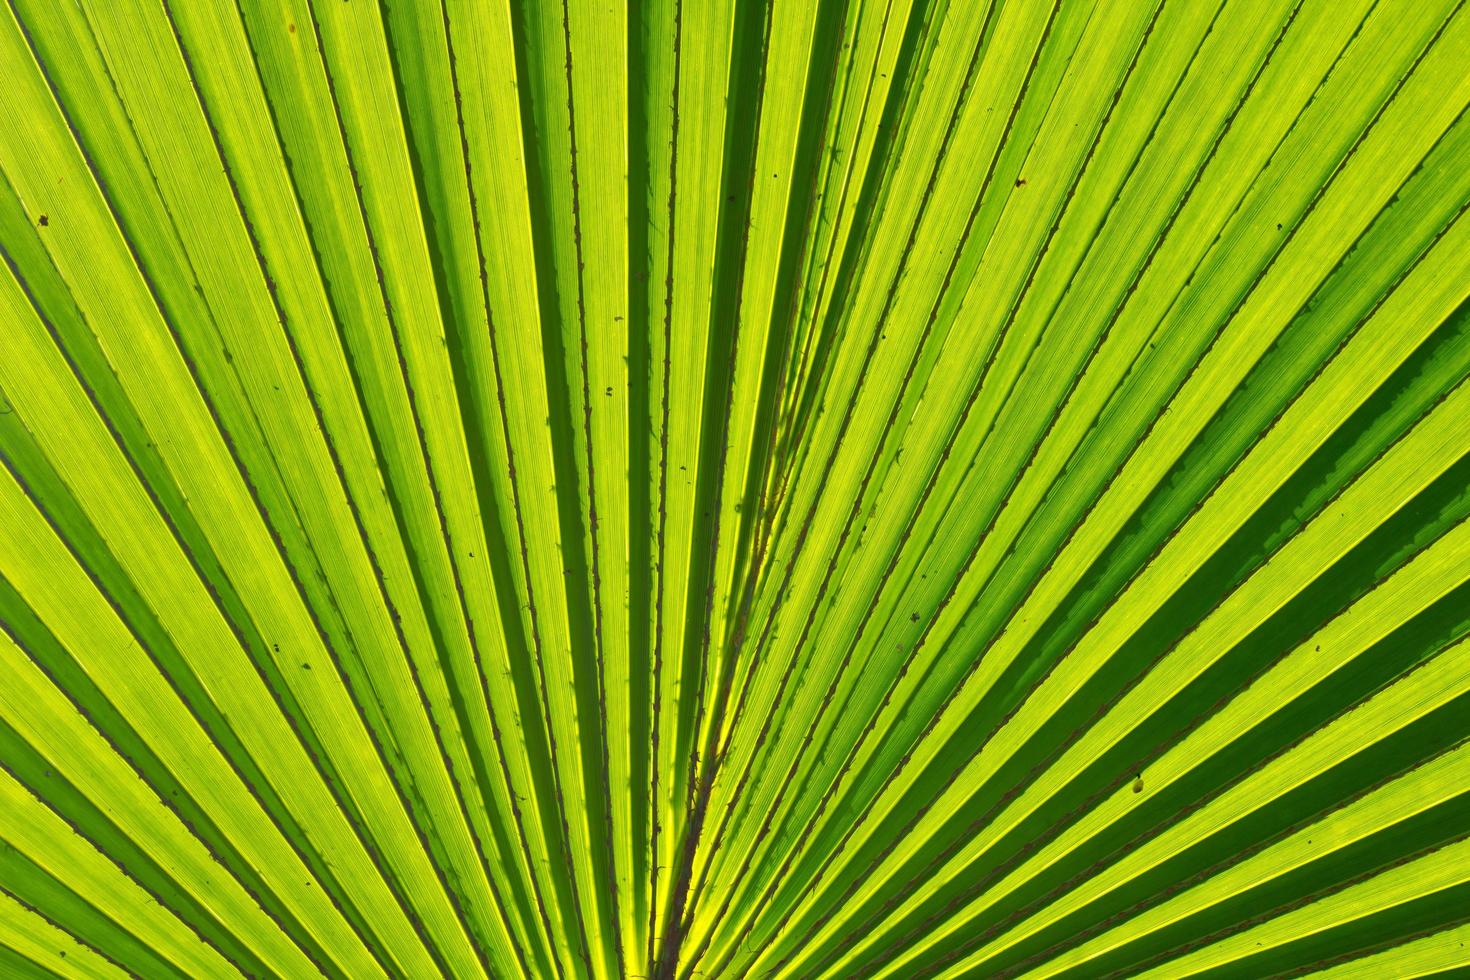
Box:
[37,214,48,227]
[1132,775,1143,793]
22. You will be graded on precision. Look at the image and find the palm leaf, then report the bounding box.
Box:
[0,0,1466,977]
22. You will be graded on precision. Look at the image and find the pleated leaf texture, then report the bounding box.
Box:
[1,0,1469,976]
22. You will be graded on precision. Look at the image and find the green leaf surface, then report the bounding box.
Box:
[1,0,1466,977]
